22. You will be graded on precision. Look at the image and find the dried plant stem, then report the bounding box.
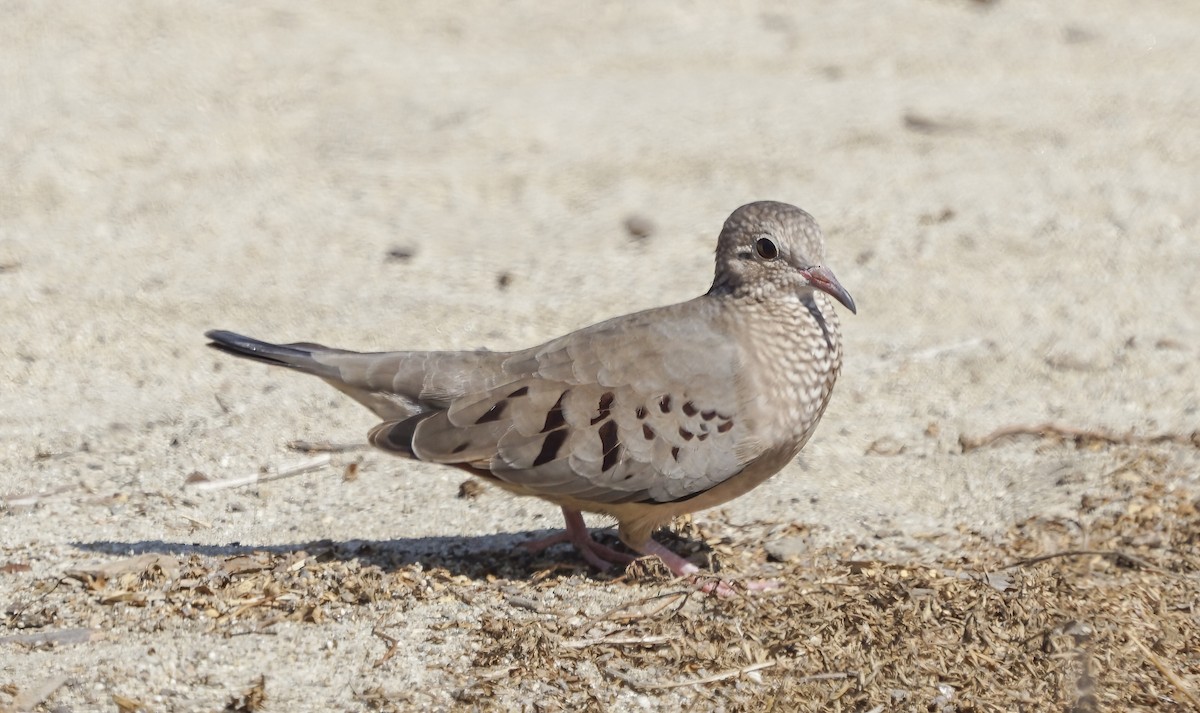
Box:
[1130,635,1200,709]
[286,440,368,453]
[1006,549,1164,574]
[185,455,331,491]
[0,628,99,646]
[561,634,673,649]
[638,660,777,690]
[959,422,1200,452]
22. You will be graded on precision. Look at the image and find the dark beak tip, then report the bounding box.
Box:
[841,288,858,314]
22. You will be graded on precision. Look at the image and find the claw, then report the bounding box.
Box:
[526,508,777,595]
[523,507,635,570]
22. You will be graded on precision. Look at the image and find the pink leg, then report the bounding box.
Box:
[632,538,780,596]
[522,507,636,571]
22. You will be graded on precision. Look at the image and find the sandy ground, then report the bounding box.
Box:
[2,1,1199,711]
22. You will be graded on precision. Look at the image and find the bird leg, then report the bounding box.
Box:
[524,510,778,595]
[521,507,636,571]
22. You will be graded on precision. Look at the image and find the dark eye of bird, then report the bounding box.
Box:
[755,237,779,260]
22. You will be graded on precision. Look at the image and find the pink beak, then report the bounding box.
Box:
[801,265,856,314]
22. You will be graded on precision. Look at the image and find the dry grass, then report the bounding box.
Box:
[4,446,1198,711]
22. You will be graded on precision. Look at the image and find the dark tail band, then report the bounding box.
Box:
[205,330,318,370]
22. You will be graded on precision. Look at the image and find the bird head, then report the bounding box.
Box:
[711,201,856,314]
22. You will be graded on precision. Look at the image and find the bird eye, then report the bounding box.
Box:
[754,237,778,260]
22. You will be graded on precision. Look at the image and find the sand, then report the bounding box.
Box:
[2,1,1198,710]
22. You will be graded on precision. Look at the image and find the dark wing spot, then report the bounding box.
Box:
[508,386,529,398]
[590,392,614,425]
[598,420,619,455]
[697,433,709,441]
[635,406,648,419]
[602,443,621,472]
[452,442,471,454]
[541,392,567,433]
[474,400,507,424]
[671,446,681,461]
[658,395,671,413]
[717,420,734,433]
[599,420,621,472]
[682,401,698,417]
[533,429,568,466]
[678,427,694,441]
[642,424,655,440]
[701,410,717,421]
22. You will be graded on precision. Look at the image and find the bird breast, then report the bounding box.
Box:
[732,292,843,451]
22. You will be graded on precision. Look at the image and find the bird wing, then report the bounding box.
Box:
[370,300,759,505]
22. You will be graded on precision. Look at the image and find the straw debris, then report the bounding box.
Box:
[3,446,1197,710]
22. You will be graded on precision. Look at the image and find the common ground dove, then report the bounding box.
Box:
[206,201,855,590]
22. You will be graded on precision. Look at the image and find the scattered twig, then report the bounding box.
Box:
[478,666,517,681]
[588,589,693,626]
[0,628,99,647]
[225,597,274,619]
[959,422,1200,453]
[372,620,402,668]
[286,440,368,453]
[527,562,589,584]
[180,514,212,529]
[603,666,645,687]
[66,554,180,584]
[228,625,279,638]
[505,595,542,612]
[561,634,673,649]
[634,659,778,690]
[113,693,147,713]
[795,671,856,684]
[33,442,89,461]
[2,485,77,507]
[1005,549,1165,574]
[1130,635,1200,709]
[184,455,332,491]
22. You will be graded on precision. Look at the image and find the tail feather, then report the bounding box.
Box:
[205,329,423,420]
[204,330,332,376]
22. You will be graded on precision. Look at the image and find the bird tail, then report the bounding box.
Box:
[204,330,339,378]
[204,329,426,420]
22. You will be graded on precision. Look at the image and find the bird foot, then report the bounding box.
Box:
[524,508,777,595]
[633,538,779,596]
[522,508,635,571]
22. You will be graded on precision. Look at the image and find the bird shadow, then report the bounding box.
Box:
[70,528,706,584]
